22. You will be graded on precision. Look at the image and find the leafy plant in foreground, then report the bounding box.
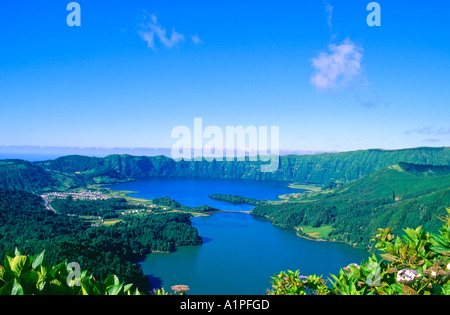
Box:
[0,248,141,295]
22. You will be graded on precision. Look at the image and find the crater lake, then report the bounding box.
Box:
[108,177,368,295]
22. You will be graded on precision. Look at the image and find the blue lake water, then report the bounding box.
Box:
[108,177,368,295]
[108,177,303,211]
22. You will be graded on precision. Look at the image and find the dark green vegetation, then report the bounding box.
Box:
[0,189,202,293]
[252,162,450,250]
[51,197,141,218]
[152,196,218,213]
[0,248,141,295]
[208,194,263,206]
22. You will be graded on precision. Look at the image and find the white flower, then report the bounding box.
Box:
[397,269,421,282]
[447,263,450,271]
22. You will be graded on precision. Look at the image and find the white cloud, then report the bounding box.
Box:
[324,0,333,30]
[310,2,386,108]
[191,34,203,45]
[138,14,185,50]
[310,38,363,90]
[405,127,450,136]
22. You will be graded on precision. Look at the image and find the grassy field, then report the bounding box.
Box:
[103,219,122,226]
[87,185,156,205]
[276,183,325,201]
[80,216,123,226]
[288,183,323,192]
[298,225,333,240]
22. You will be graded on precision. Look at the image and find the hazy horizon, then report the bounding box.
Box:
[0,144,447,163]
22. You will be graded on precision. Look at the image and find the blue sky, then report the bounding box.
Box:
[0,0,449,153]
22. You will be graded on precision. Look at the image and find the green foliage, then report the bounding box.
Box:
[152,196,182,208]
[268,270,331,295]
[115,212,203,252]
[152,196,218,213]
[208,194,263,205]
[0,248,141,295]
[51,196,140,217]
[268,209,450,295]
[152,287,170,295]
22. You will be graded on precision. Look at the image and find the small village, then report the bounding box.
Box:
[40,190,112,201]
[40,190,171,227]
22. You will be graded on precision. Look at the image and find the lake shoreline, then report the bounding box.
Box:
[100,184,360,251]
[138,209,368,295]
[103,177,368,294]
[100,184,336,244]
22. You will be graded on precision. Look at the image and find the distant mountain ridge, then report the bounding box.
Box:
[0,145,326,162]
[38,146,450,183]
[1,146,450,192]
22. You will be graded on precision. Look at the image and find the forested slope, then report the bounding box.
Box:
[252,163,450,250]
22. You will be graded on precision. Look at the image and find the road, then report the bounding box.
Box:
[42,196,57,214]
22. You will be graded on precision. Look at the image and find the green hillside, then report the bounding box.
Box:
[333,162,450,201]
[0,160,82,192]
[34,147,450,185]
[252,162,450,250]
[37,155,129,186]
[272,147,450,184]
